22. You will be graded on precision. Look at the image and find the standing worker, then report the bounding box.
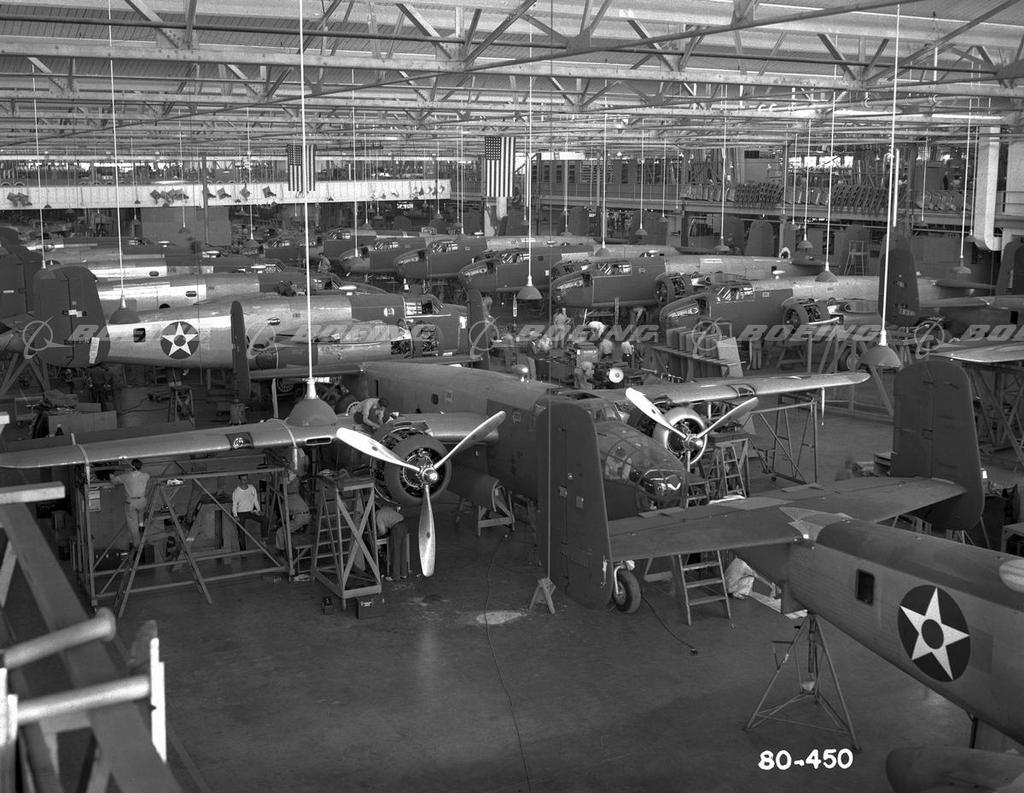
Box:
[231,474,262,551]
[111,459,150,547]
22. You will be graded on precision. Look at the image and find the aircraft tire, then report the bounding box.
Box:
[612,569,642,614]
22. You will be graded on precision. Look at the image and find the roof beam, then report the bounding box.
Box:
[395,3,455,60]
[121,0,186,49]
[463,0,537,66]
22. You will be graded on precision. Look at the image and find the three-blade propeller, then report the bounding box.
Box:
[335,410,506,577]
[624,388,759,464]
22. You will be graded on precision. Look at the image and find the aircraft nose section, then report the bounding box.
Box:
[885,747,980,793]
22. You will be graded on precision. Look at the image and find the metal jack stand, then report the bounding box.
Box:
[529,577,556,613]
[745,614,859,749]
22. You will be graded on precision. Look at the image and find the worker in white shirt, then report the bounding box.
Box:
[231,474,262,551]
[111,458,150,546]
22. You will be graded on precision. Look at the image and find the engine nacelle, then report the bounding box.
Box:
[654,273,695,305]
[652,405,708,462]
[252,345,318,370]
[782,297,839,327]
[370,427,452,507]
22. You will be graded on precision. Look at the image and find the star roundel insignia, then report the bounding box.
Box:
[897,585,970,683]
[159,321,200,360]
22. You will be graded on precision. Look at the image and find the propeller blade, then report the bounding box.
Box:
[419,485,436,577]
[436,411,507,469]
[698,397,759,438]
[335,427,418,472]
[624,388,691,442]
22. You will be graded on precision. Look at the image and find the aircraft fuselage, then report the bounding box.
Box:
[550,254,824,309]
[355,362,686,518]
[98,293,467,368]
[740,520,1024,744]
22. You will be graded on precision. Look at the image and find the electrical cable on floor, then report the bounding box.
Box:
[483,531,534,793]
[643,597,700,655]
[116,393,166,414]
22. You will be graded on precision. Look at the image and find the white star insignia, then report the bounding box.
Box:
[162,322,198,356]
[900,588,969,679]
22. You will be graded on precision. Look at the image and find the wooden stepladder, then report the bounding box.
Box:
[672,550,733,626]
[311,476,381,609]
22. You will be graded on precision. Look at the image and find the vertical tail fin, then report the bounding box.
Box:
[890,359,983,531]
[744,218,774,257]
[1000,238,1024,295]
[230,300,252,401]
[879,238,921,327]
[31,265,109,368]
[0,239,42,318]
[536,399,613,609]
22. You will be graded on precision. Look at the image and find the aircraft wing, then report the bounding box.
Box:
[250,353,482,381]
[931,341,1024,364]
[605,371,868,405]
[931,278,997,292]
[608,476,965,561]
[923,294,1024,310]
[0,410,499,469]
[0,418,352,468]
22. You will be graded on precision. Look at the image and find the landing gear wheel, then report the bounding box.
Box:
[612,568,642,614]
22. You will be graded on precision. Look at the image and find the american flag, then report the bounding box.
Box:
[286,142,316,193]
[483,135,515,198]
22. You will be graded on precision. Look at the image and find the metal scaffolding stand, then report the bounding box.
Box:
[955,360,1024,469]
[76,457,290,613]
[745,614,859,749]
[310,475,381,608]
[748,396,819,485]
[0,353,51,399]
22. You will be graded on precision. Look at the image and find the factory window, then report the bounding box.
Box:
[855,570,874,604]
[431,393,439,405]
[133,328,145,343]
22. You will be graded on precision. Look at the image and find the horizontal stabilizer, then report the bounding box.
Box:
[932,341,1024,365]
[607,476,965,562]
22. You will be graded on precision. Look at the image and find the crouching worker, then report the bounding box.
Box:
[375,501,408,581]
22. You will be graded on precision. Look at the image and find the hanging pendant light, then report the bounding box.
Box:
[861,5,904,372]
[105,0,139,324]
[517,48,542,302]
[714,112,730,254]
[816,83,839,283]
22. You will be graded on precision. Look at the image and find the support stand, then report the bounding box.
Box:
[529,577,556,613]
[0,354,50,399]
[745,614,859,749]
[168,383,194,425]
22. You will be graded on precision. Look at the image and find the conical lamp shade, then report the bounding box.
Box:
[517,283,543,301]
[861,343,903,370]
